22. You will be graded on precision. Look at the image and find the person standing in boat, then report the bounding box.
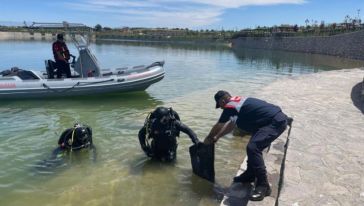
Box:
[52,33,72,78]
[138,107,200,162]
[204,90,292,201]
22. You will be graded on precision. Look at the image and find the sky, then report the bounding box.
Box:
[1,0,364,30]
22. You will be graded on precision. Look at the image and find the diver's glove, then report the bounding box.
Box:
[144,147,154,157]
[194,139,205,149]
[193,138,201,145]
[197,141,206,148]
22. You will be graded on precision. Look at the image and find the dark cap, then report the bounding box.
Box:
[57,33,64,40]
[214,90,230,108]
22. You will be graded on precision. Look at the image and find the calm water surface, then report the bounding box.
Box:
[0,40,362,206]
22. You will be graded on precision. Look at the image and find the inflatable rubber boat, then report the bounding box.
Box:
[0,23,165,99]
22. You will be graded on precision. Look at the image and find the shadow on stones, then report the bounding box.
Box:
[222,182,252,206]
[189,174,226,203]
[351,82,364,114]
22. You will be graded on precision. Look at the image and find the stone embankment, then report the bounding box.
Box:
[232,30,364,60]
[0,31,54,40]
[0,31,96,41]
[221,68,364,206]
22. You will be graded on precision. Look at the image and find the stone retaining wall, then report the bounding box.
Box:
[0,31,55,40]
[0,31,96,41]
[232,30,364,60]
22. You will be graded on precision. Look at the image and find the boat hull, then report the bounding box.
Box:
[0,63,164,99]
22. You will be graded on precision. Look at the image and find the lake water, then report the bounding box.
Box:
[0,40,362,206]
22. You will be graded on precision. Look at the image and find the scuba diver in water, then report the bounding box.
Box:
[57,123,94,152]
[138,107,200,162]
[36,123,96,172]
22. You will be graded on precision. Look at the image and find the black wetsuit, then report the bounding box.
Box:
[58,127,93,151]
[34,126,96,172]
[139,118,199,161]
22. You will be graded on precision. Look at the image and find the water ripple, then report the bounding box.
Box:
[1,41,363,206]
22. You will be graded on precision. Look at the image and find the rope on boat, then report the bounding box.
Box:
[78,78,114,86]
[42,82,80,93]
[42,78,114,93]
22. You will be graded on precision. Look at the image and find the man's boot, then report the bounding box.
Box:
[233,169,255,183]
[249,175,271,201]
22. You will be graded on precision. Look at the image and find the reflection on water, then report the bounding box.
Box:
[95,39,231,51]
[0,40,363,206]
[233,47,364,72]
[0,91,161,110]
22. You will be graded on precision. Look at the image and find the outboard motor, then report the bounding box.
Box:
[45,55,76,79]
[45,60,57,79]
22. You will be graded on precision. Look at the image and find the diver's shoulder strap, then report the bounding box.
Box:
[58,128,73,146]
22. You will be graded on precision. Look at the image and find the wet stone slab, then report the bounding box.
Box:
[221,68,364,206]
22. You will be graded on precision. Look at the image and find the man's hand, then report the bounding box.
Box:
[203,137,214,144]
[204,135,221,144]
[145,148,154,157]
[212,136,220,143]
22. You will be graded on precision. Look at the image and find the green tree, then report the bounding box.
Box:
[305,19,310,28]
[319,21,325,31]
[95,24,102,32]
[293,24,299,32]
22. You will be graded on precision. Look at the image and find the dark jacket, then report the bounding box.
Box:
[219,97,281,133]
